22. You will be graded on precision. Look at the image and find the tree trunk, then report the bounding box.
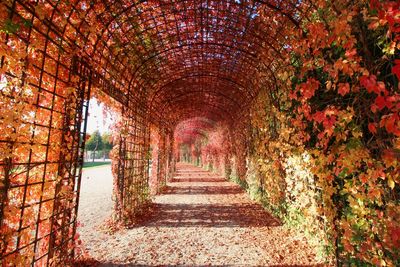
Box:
[92,139,99,162]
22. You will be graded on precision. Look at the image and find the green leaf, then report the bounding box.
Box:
[1,19,20,34]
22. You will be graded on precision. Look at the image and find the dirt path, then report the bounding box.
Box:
[78,163,325,266]
[77,165,113,250]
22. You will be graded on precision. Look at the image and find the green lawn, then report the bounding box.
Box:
[82,161,111,169]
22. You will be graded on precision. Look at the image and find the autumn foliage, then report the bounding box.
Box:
[179,1,400,265]
[0,0,399,266]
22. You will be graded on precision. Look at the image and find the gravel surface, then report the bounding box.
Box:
[77,163,326,266]
[77,165,113,249]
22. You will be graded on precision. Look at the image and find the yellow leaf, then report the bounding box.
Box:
[326,80,332,90]
[388,177,395,189]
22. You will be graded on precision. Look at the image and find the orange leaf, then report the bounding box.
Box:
[338,83,350,96]
[368,123,377,134]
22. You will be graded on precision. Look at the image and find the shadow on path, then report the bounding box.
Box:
[139,164,281,228]
[81,163,325,266]
[145,202,281,228]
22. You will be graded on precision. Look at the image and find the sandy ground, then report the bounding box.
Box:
[77,163,326,266]
[77,165,113,248]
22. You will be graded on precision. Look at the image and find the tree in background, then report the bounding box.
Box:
[102,133,113,160]
[85,130,104,162]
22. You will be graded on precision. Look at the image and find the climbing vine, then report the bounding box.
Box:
[245,0,400,265]
[0,0,399,265]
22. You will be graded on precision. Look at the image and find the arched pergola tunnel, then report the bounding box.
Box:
[1,0,399,266]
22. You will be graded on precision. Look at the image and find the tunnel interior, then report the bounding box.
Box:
[1,0,399,265]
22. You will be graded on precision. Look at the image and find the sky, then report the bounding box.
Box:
[86,98,115,134]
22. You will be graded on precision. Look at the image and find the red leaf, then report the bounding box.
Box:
[385,115,400,136]
[338,83,350,96]
[299,78,320,99]
[370,0,380,10]
[375,96,386,110]
[345,49,357,58]
[360,75,377,93]
[370,104,378,113]
[313,111,325,123]
[368,123,377,134]
[392,59,400,80]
